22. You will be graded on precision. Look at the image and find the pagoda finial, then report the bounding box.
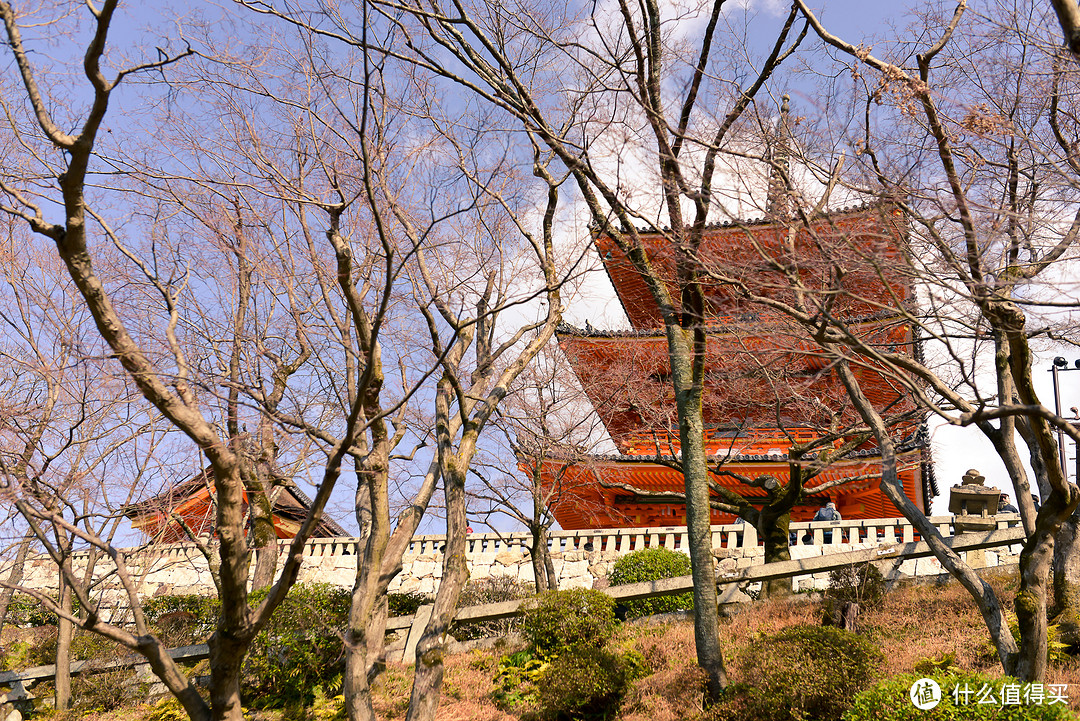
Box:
[766,94,793,219]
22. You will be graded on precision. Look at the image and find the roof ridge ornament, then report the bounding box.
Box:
[766,94,793,219]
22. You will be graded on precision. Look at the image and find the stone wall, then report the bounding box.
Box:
[12,516,1023,610]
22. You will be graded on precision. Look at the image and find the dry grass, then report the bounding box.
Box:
[362,575,1080,717]
[619,667,707,721]
[862,577,1007,675]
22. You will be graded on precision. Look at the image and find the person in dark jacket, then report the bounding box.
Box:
[999,493,1019,514]
[813,501,841,543]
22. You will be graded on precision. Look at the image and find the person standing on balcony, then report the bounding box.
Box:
[813,501,842,543]
[999,493,1019,514]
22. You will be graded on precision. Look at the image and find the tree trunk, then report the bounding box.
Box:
[405,461,470,721]
[1052,509,1080,645]
[0,533,31,633]
[1015,530,1054,682]
[248,478,278,593]
[669,335,727,703]
[543,542,558,591]
[836,358,1021,674]
[530,524,558,592]
[344,580,389,721]
[55,580,72,711]
[761,512,793,598]
[837,602,859,632]
[344,454,391,721]
[208,635,248,721]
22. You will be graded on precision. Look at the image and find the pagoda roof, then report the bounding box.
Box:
[594,202,910,330]
[600,200,893,236]
[124,467,348,541]
[557,319,916,448]
[556,308,910,340]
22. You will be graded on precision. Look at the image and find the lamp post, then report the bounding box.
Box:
[1049,357,1080,482]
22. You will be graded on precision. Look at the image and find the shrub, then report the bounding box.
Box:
[826,563,886,607]
[975,614,1069,667]
[843,671,1074,720]
[73,666,132,713]
[69,631,134,712]
[451,576,534,641]
[143,697,191,721]
[711,625,884,721]
[521,589,618,656]
[492,649,549,711]
[5,593,58,627]
[144,594,219,646]
[387,591,431,618]
[536,646,649,719]
[143,584,350,709]
[244,583,350,708]
[608,548,694,619]
[823,563,887,628]
[0,640,33,671]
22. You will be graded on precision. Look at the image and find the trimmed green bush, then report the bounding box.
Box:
[537,646,649,719]
[245,583,351,708]
[608,547,694,619]
[522,589,618,656]
[711,625,884,721]
[843,672,1074,720]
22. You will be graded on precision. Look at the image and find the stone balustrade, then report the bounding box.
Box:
[15,514,1023,603]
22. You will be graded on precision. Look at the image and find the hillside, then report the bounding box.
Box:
[5,570,1080,721]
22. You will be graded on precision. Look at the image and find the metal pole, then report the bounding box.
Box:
[1053,363,1068,480]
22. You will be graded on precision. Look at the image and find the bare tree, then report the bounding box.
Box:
[0,234,175,710]
[0,3,423,719]
[469,345,611,592]
[1050,0,1080,58]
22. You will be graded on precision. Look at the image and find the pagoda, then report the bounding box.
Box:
[535,199,936,530]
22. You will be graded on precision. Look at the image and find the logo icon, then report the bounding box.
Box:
[910,678,942,710]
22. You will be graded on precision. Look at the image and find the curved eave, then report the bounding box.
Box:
[593,203,910,330]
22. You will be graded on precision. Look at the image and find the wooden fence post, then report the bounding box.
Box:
[401,604,434,664]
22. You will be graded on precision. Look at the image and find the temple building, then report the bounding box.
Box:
[535,202,937,530]
[124,467,347,542]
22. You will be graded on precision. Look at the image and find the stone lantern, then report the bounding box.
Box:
[948,468,1000,533]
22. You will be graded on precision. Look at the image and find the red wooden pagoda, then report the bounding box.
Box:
[536,203,936,530]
